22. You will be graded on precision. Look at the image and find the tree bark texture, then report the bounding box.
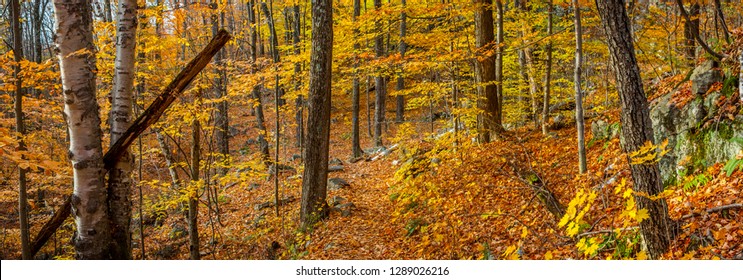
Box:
[107,0,138,259]
[53,0,111,259]
[596,0,674,260]
[11,0,31,259]
[542,0,553,135]
[300,0,333,227]
[474,0,500,142]
[352,0,363,158]
[373,0,387,147]
[395,0,407,123]
[574,0,587,174]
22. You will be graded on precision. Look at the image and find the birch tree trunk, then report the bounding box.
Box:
[542,0,553,135]
[108,0,138,260]
[300,0,333,227]
[574,0,587,174]
[597,0,674,259]
[11,0,31,259]
[53,0,111,259]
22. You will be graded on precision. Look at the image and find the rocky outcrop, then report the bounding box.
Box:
[649,62,742,185]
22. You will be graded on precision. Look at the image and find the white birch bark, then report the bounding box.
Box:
[53,0,110,259]
[108,0,138,259]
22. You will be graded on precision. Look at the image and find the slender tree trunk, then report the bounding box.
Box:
[676,0,724,61]
[53,0,111,259]
[712,0,731,43]
[682,2,699,64]
[352,0,363,158]
[739,52,742,104]
[494,0,504,129]
[248,0,270,161]
[189,91,202,260]
[574,0,587,174]
[300,0,333,227]
[542,0,553,135]
[395,0,407,123]
[33,0,44,63]
[294,4,304,149]
[524,49,540,129]
[108,0,138,259]
[212,1,229,175]
[11,0,31,259]
[474,0,500,143]
[373,0,387,147]
[597,0,674,260]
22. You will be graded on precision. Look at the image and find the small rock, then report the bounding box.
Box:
[254,201,272,211]
[348,157,363,163]
[169,224,188,239]
[245,138,257,145]
[328,165,344,173]
[248,183,260,190]
[287,175,302,181]
[329,158,344,165]
[328,178,350,190]
[690,60,722,95]
[268,163,296,175]
[330,196,347,207]
[430,157,441,164]
[335,202,355,217]
[290,154,302,161]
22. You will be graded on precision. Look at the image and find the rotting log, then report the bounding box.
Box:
[29,30,231,258]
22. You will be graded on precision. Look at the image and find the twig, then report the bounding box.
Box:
[681,203,742,220]
[576,226,639,239]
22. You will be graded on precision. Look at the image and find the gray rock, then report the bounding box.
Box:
[328,178,350,190]
[328,165,344,173]
[690,60,722,95]
[330,196,347,207]
[169,224,188,239]
[329,158,344,165]
[248,183,260,190]
[430,157,441,164]
[254,201,272,211]
[348,156,364,163]
[650,78,742,185]
[591,119,620,140]
[268,163,296,175]
[289,154,302,161]
[335,202,355,217]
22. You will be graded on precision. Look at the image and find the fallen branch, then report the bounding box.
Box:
[30,195,71,257]
[30,30,231,258]
[681,203,742,220]
[575,227,639,239]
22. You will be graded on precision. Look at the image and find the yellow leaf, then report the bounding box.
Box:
[521,226,528,238]
[636,208,650,223]
[636,251,648,260]
[545,251,553,260]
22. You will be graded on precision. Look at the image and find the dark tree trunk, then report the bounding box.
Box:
[248,0,271,161]
[373,0,387,147]
[682,2,699,64]
[189,92,201,260]
[596,0,674,260]
[294,4,304,149]
[11,0,31,259]
[474,0,501,142]
[351,0,363,158]
[300,0,333,227]
[395,0,407,123]
[212,1,229,175]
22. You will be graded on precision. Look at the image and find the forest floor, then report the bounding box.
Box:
[1,92,741,260]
